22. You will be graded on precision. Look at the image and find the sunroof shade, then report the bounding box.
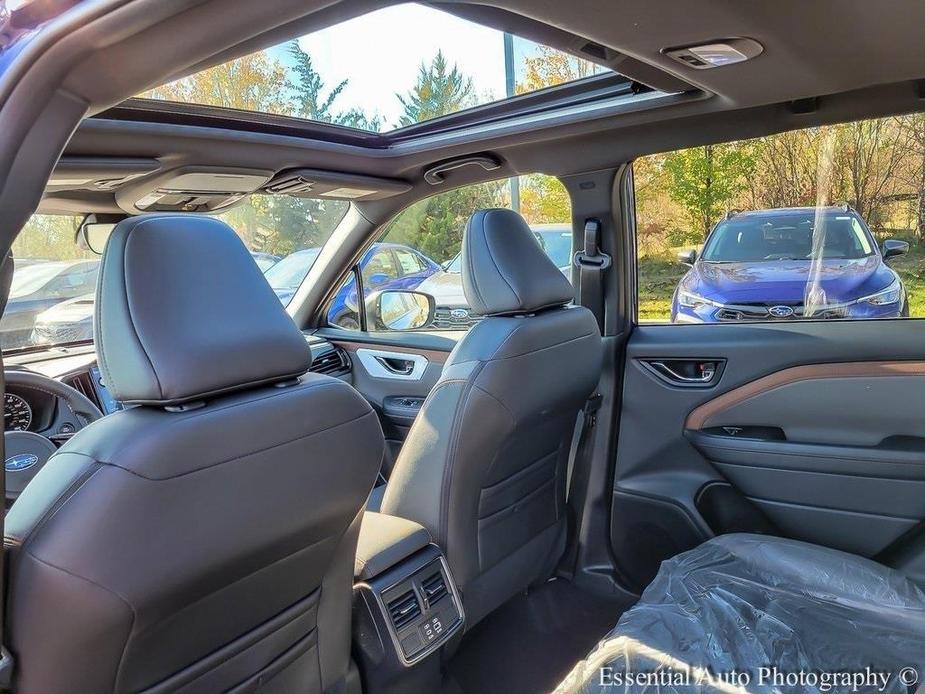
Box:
[137,3,611,133]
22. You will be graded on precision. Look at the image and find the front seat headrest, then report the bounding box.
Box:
[95,214,311,406]
[462,208,574,316]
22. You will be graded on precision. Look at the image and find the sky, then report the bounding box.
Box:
[286,4,545,129]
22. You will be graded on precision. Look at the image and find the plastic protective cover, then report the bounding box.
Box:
[556,534,925,693]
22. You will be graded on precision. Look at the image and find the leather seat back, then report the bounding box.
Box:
[382,209,602,627]
[5,215,383,693]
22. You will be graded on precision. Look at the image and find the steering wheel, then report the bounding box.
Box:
[4,370,103,501]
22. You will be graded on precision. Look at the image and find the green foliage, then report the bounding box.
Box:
[219,196,348,257]
[663,143,756,239]
[519,175,571,224]
[397,51,474,127]
[384,182,506,262]
[12,216,88,261]
[287,41,347,122]
[287,41,382,131]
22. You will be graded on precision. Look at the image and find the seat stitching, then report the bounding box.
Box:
[438,363,483,550]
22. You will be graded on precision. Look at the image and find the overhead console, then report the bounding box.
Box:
[115,166,273,213]
[42,157,414,214]
[263,168,412,201]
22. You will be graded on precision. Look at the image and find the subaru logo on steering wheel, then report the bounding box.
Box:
[5,453,38,472]
[768,305,794,318]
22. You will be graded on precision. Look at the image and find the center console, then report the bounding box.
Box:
[353,513,464,694]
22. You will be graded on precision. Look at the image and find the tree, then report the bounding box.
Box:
[517,46,596,94]
[287,40,347,122]
[397,51,474,127]
[663,143,756,240]
[519,175,571,224]
[748,129,822,209]
[834,118,906,222]
[384,182,506,262]
[142,51,290,114]
[286,41,382,131]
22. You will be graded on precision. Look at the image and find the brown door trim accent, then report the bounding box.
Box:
[686,361,925,430]
[332,340,451,365]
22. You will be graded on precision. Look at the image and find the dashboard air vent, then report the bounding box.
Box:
[387,590,421,630]
[421,570,448,607]
[310,347,350,376]
[65,372,101,410]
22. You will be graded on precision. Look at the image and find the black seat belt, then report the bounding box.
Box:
[559,220,611,578]
[560,393,603,580]
[573,218,611,331]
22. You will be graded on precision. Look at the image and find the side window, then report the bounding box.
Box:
[395,249,427,276]
[362,249,399,287]
[325,174,573,333]
[635,114,922,324]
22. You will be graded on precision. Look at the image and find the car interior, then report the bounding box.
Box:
[1,0,925,693]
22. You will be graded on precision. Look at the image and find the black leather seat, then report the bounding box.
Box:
[382,208,603,628]
[5,215,383,693]
[557,534,925,693]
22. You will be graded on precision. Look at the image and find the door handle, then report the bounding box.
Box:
[375,356,415,376]
[355,348,428,380]
[640,359,724,387]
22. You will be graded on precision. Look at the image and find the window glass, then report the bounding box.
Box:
[395,249,426,275]
[220,194,349,306]
[6,195,347,353]
[324,174,573,332]
[362,250,399,286]
[137,3,611,133]
[635,114,924,323]
[5,215,96,351]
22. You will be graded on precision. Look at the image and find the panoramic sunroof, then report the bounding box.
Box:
[137,3,612,133]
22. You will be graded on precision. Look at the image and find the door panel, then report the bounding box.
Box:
[318,329,456,476]
[612,319,925,589]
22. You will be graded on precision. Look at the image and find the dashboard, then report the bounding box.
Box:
[3,335,351,430]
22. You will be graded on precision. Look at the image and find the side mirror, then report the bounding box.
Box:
[882,239,909,260]
[677,249,697,266]
[76,214,125,254]
[367,290,435,331]
[366,272,390,286]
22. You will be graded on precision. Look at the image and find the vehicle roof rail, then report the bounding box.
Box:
[724,209,741,220]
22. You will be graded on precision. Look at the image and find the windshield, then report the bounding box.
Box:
[701,212,876,262]
[5,196,347,353]
[137,3,610,134]
[264,249,321,289]
[9,262,74,298]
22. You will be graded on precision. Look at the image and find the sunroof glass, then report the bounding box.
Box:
[136,2,612,133]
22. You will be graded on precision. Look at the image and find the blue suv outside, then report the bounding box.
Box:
[671,206,909,323]
[265,242,440,329]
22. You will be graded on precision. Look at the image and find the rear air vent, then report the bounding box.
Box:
[387,590,421,629]
[309,347,350,376]
[421,571,448,607]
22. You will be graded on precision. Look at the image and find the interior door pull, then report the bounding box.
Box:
[650,361,715,382]
[355,348,428,380]
[641,359,724,387]
[375,356,414,376]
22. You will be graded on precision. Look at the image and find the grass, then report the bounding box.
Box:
[880,232,925,317]
[638,253,686,321]
[637,233,925,321]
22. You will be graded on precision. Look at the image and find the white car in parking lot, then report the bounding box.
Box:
[418,224,573,329]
